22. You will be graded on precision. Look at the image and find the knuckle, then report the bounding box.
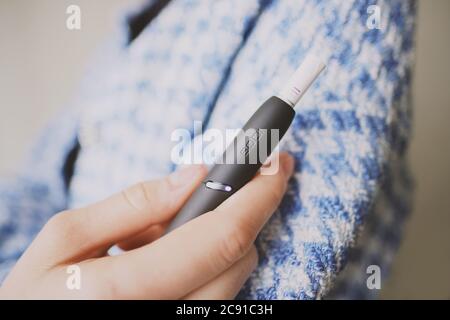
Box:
[123,180,170,213]
[42,210,84,244]
[216,219,254,267]
[122,182,153,211]
[44,210,75,234]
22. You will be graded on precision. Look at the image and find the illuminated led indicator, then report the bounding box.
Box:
[205,181,233,192]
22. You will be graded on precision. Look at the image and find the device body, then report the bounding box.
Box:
[165,55,325,233]
[166,96,295,233]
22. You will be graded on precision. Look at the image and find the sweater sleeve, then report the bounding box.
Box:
[0,109,79,283]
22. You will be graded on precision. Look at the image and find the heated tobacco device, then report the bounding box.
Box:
[166,55,326,233]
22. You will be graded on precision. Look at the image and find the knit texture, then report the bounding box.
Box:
[0,0,416,299]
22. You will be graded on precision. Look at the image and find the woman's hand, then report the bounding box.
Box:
[0,153,294,299]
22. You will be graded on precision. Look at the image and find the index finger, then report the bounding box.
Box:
[94,153,294,299]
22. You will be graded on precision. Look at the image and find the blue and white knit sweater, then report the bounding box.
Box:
[0,0,416,299]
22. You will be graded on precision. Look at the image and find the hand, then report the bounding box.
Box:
[0,153,294,299]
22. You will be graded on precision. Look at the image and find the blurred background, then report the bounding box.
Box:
[0,0,449,299]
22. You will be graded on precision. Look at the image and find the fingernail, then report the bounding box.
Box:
[169,165,205,187]
[280,153,294,177]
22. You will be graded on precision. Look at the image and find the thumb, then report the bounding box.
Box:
[31,165,207,265]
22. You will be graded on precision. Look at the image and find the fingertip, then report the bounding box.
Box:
[279,152,295,178]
